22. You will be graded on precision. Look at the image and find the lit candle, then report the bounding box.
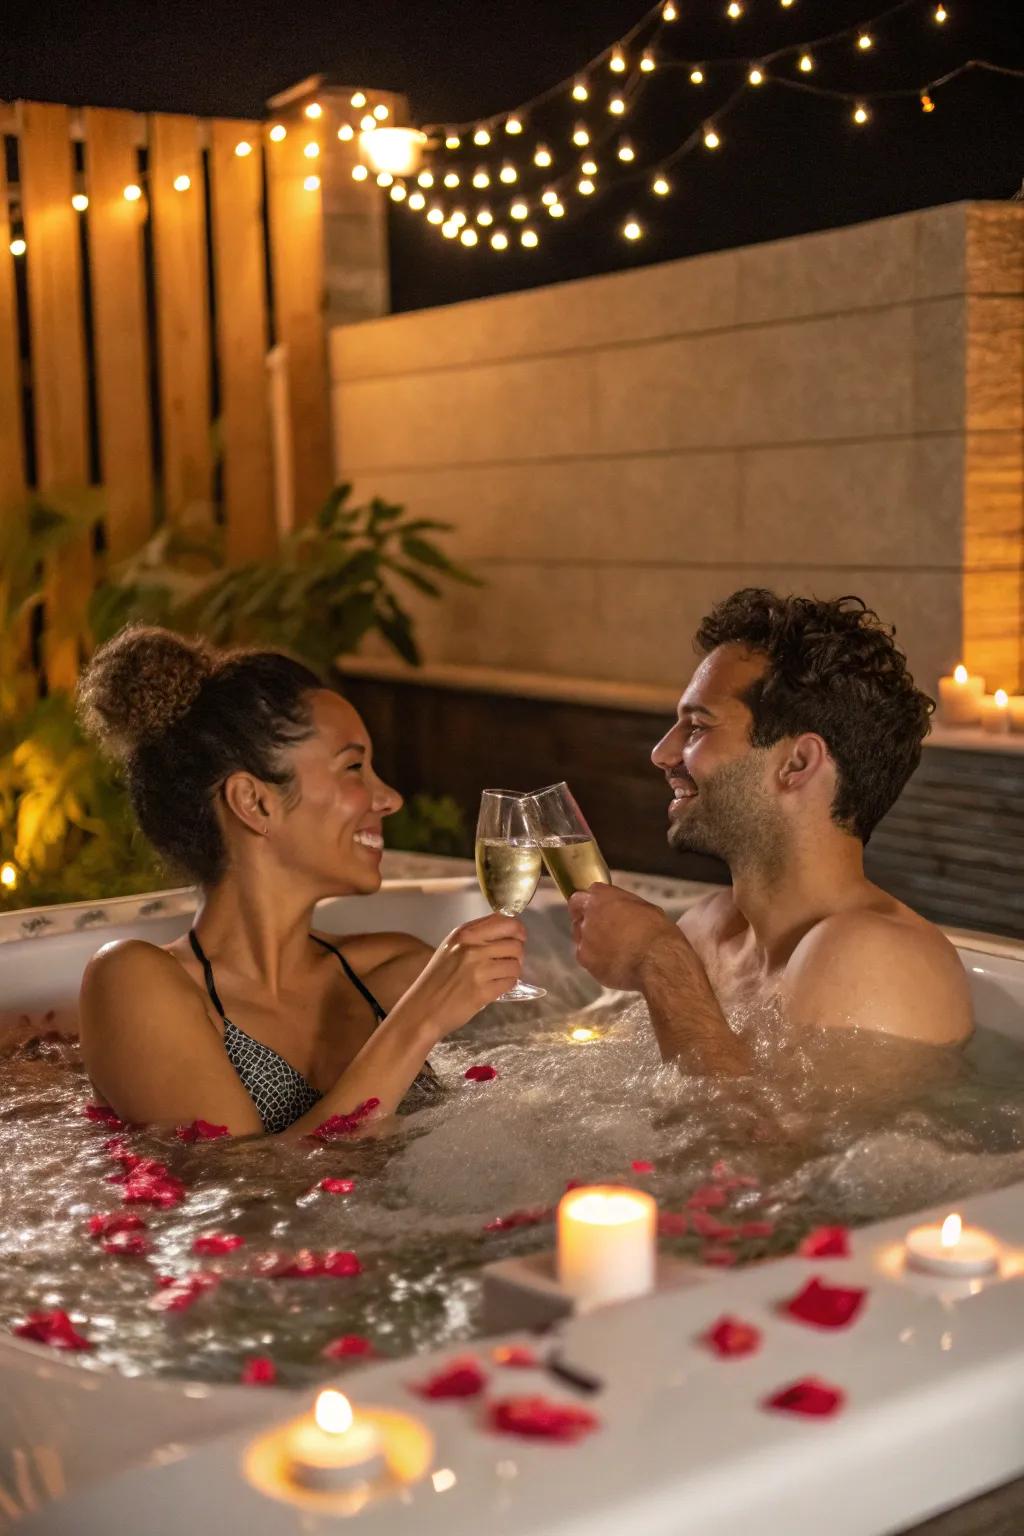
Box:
[937,665,984,725]
[557,1185,656,1307]
[980,689,1011,735]
[905,1212,999,1278]
[286,1390,386,1492]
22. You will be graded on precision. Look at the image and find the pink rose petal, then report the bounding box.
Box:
[241,1356,277,1386]
[175,1119,230,1143]
[148,1273,220,1313]
[322,1334,375,1360]
[413,1356,487,1399]
[82,1102,124,1130]
[703,1316,762,1357]
[783,1276,866,1330]
[192,1233,246,1257]
[488,1395,600,1442]
[465,1065,498,1082]
[764,1376,845,1418]
[799,1226,851,1259]
[319,1177,356,1194]
[87,1211,146,1240]
[309,1099,380,1141]
[13,1310,93,1351]
[631,1160,654,1174]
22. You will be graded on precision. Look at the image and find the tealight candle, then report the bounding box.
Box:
[937,664,984,726]
[286,1390,386,1492]
[905,1212,999,1278]
[557,1184,656,1307]
[980,689,1012,735]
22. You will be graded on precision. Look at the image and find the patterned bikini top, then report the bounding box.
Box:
[188,929,439,1135]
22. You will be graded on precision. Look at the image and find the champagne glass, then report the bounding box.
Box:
[475,790,547,1002]
[527,781,612,900]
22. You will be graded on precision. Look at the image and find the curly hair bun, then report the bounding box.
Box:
[77,625,215,760]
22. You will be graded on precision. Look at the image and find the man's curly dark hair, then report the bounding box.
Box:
[694,589,934,843]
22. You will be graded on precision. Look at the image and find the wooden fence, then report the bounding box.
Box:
[0,96,346,688]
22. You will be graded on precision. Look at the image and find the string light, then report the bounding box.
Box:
[578,177,596,194]
[541,188,558,205]
[351,164,368,181]
[408,190,426,209]
[726,2,743,18]
[609,96,626,115]
[269,124,286,142]
[491,230,509,249]
[445,134,461,149]
[441,220,458,239]
[461,227,479,245]
[390,183,407,201]
[443,171,460,187]
[472,168,490,187]
[934,4,947,20]
[858,32,874,49]
[510,200,528,219]
[749,65,765,85]
[417,170,435,187]
[360,115,377,132]
[640,50,656,73]
[581,158,598,175]
[304,142,319,159]
[374,104,389,121]
[304,102,322,120]
[505,115,523,134]
[473,126,491,145]
[377,170,394,186]
[304,174,321,191]
[351,92,367,108]
[548,202,565,218]
[853,103,870,123]
[71,193,89,211]
[798,53,814,72]
[572,80,590,102]
[477,207,494,225]
[690,67,705,85]
[703,126,721,149]
[235,140,253,157]
[617,139,635,162]
[521,228,539,247]
[427,206,444,224]
[609,48,626,73]
[123,183,142,201]
[780,0,795,6]
[450,210,467,227]
[173,174,191,191]
[623,219,643,240]
[921,92,936,111]
[572,123,591,146]
[499,163,518,183]
[534,145,552,167]
[663,1,678,18]
[0,861,17,887]
[9,237,26,256]
[652,174,671,195]
[338,123,354,141]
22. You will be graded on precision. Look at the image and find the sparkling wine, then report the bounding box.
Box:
[540,836,611,900]
[475,839,543,915]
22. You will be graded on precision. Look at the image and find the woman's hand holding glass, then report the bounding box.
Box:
[397,914,529,1039]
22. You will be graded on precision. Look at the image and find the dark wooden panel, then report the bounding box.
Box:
[339,674,1024,939]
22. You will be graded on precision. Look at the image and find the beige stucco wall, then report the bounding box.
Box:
[330,201,1024,697]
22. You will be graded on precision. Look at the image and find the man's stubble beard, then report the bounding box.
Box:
[668,752,786,879]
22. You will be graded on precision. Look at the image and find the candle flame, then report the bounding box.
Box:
[564,1189,649,1226]
[940,1213,962,1248]
[995,689,1009,708]
[315,1389,353,1435]
[954,665,968,685]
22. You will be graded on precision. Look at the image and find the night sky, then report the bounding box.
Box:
[4,0,1023,313]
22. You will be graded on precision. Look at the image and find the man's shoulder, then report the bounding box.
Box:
[678,887,738,943]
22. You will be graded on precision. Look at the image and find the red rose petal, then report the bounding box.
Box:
[690,1211,738,1242]
[175,1119,230,1143]
[701,1247,738,1267]
[192,1233,246,1256]
[322,1334,375,1360]
[121,1170,187,1209]
[688,1184,728,1210]
[255,1249,362,1279]
[783,1276,866,1330]
[13,1309,93,1351]
[413,1357,487,1399]
[319,1177,356,1194]
[148,1274,220,1313]
[322,1250,363,1277]
[799,1226,851,1259]
[740,1221,775,1240]
[488,1395,600,1442]
[764,1376,845,1418]
[101,1230,150,1257]
[82,1102,124,1130]
[483,1207,552,1233]
[87,1211,146,1239]
[631,1160,654,1173]
[309,1098,381,1141]
[241,1356,277,1386]
[492,1344,539,1368]
[703,1316,762,1357]
[657,1211,688,1237]
[465,1065,498,1082]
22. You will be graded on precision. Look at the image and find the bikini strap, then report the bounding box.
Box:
[311,933,387,1021]
[188,929,230,1021]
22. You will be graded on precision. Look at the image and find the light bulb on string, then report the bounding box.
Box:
[663,1,678,18]
[9,237,26,256]
[71,193,89,211]
[505,116,523,135]
[351,91,367,108]
[351,164,368,181]
[417,170,434,187]
[441,221,458,239]
[748,65,765,85]
[445,134,461,149]
[534,145,552,167]
[304,174,321,191]
[123,183,142,201]
[652,174,670,195]
[304,142,319,159]
[304,102,322,120]
[726,2,743,17]
[408,190,426,209]
[472,168,490,188]
[780,0,795,6]
[269,124,286,142]
[920,92,936,112]
[690,67,705,85]
[443,171,460,187]
[377,170,394,186]
[609,97,626,115]
[640,50,656,73]
[852,103,870,124]
[338,124,354,141]
[609,48,626,73]
[473,126,491,145]
[617,139,635,162]
[581,158,598,175]
[491,230,509,249]
[234,141,252,158]
[521,228,539,247]
[703,125,721,149]
[798,54,814,72]
[857,33,873,50]
[499,163,517,184]
[510,200,528,220]
[572,79,589,102]
[934,4,947,20]
[450,210,467,227]
[578,177,595,195]
[541,188,558,206]
[461,227,479,245]
[427,206,444,224]
[572,123,590,146]
[173,174,191,191]
[373,104,389,121]
[477,206,494,225]
[390,183,407,201]
[360,115,377,132]
[623,219,643,240]
[548,202,565,218]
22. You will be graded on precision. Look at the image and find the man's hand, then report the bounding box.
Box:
[568,884,680,991]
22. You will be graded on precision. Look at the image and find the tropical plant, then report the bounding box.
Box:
[385,794,469,858]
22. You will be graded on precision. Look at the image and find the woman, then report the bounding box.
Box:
[76,626,524,1137]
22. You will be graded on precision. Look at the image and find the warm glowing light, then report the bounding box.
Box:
[609,97,626,115]
[303,142,320,159]
[726,1,743,17]
[548,202,565,218]
[373,103,389,121]
[123,183,142,202]
[571,1026,597,1042]
[954,665,969,685]
[781,0,795,6]
[377,171,394,187]
[704,126,720,148]
[351,92,367,108]
[941,1213,962,1248]
[934,3,947,20]
[234,142,254,161]
[617,139,635,162]
[351,165,368,181]
[390,183,407,201]
[581,158,597,175]
[473,126,491,146]
[441,221,458,239]
[858,32,873,49]
[338,123,354,141]
[173,174,191,192]
[432,1468,457,1493]
[477,207,493,225]
[499,163,517,183]
[360,114,377,132]
[640,50,656,72]
[0,862,16,888]
[71,193,89,211]
[652,175,670,195]
[748,66,764,85]
[623,219,642,240]
[304,102,322,120]
[609,48,626,73]
[315,1390,352,1435]
[408,191,426,210]
[445,133,461,149]
[798,53,814,72]
[921,92,936,112]
[303,173,321,193]
[531,146,551,170]
[558,1186,657,1306]
[690,67,704,84]
[443,171,460,187]
[572,80,589,102]
[572,123,590,146]
[426,206,444,224]
[995,689,1009,709]
[9,237,26,255]
[541,189,558,206]
[360,127,427,176]
[450,210,467,227]
[521,228,539,247]
[472,168,490,187]
[491,230,509,250]
[663,0,678,17]
[505,115,523,135]
[578,178,595,195]
[461,227,479,245]
[269,124,287,142]
[417,170,434,187]
[510,200,528,219]
[853,104,869,124]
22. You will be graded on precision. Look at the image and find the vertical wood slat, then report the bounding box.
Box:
[83,107,154,560]
[18,101,91,691]
[209,121,276,561]
[149,114,212,526]
[0,157,26,508]
[266,122,332,526]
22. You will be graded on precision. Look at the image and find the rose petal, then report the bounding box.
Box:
[799,1226,851,1259]
[690,1211,738,1242]
[687,1184,728,1210]
[309,1099,381,1141]
[175,1119,230,1143]
[782,1276,866,1330]
[322,1250,362,1277]
[319,1177,356,1195]
[192,1233,246,1256]
[241,1356,277,1386]
[564,1178,587,1192]
[764,1376,845,1418]
[492,1344,539,1368]
[413,1357,487,1399]
[657,1211,688,1237]
[488,1395,600,1442]
[703,1316,761,1357]
[464,1065,498,1082]
[82,1102,124,1130]
[121,1169,187,1209]
[631,1160,654,1174]
[87,1211,146,1239]
[13,1309,94,1350]
[739,1221,775,1240]
[322,1334,375,1360]
[255,1249,362,1279]
[701,1247,738,1267]
[148,1273,220,1313]
[101,1230,150,1257]
[483,1207,552,1233]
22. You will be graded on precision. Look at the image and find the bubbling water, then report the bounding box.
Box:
[1,905,1023,1387]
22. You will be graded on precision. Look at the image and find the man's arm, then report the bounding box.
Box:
[569,885,751,1075]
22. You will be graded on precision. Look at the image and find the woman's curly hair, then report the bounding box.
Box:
[694,589,934,843]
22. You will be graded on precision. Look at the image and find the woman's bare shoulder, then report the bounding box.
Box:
[316,930,433,1012]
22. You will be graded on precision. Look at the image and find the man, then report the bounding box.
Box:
[569,589,972,1073]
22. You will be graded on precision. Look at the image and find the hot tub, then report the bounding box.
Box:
[2,856,1024,1536]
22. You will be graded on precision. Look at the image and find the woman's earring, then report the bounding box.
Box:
[262,823,270,837]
